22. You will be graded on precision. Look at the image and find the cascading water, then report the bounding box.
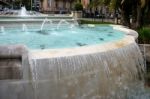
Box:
[40,18,53,31]
[27,43,147,99]
[0,42,149,99]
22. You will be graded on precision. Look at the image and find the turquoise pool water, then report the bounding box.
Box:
[0,25,125,49]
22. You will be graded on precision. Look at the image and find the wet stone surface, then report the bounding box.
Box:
[0,58,22,80]
[139,44,150,87]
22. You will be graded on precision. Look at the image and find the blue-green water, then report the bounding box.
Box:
[0,25,124,49]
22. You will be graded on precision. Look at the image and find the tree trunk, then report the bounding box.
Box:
[120,1,131,28]
[120,8,130,28]
[131,0,137,29]
[136,4,142,29]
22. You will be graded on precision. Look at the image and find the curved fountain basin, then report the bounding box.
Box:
[0,25,125,49]
[0,7,73,23]
[0,15,73,19]
[0,25,148,99]
[30,25,138,59]
[0,15,73,23]
[0,25,138,58]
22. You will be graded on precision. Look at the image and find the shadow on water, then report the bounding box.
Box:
[40,45,46,49]
[99,38,104,41]
[37,30,50,35]
[76,42,87,46]
[107,33,113,36]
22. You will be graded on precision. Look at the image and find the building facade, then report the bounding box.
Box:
[40,0,74,12]
[81,0,89,9]
[0,0,91,12]
[40,0,90,12]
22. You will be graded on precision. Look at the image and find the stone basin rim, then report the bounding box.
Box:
[30,25,138,59]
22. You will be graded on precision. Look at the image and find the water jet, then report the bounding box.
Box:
[19,6,28,17]
[41,18,53,31]
[0,26,5,34]
[22,24,28,33]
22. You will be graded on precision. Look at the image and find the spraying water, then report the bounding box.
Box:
[57,19,70,29]
[40,18,53,31]
[19,6,28,16]
[70,24,75,29]
[0,26,5,33]
[22,24,28,33]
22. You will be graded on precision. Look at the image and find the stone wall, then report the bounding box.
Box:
[139,44,150,65]
[0,45,29,80]
[139,44,150,86]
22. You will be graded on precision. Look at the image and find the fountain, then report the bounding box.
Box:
[0,6,73,23]
[0,19,149,99]
[19,6,28,16]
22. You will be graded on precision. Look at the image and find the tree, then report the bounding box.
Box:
[22,0,32,10]
[74,3,83,11]
[99,0,150,28]
[13,0,21,9]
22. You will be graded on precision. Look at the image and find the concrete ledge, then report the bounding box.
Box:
[72,11,82,19]
[111,25,138,39]
[0,45,28,58]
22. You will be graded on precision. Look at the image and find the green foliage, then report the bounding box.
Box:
[138,27,150,43]
[13,0,21,7]
[88,0,108,8]
[74,3,83,11]
[22,0,31,10]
